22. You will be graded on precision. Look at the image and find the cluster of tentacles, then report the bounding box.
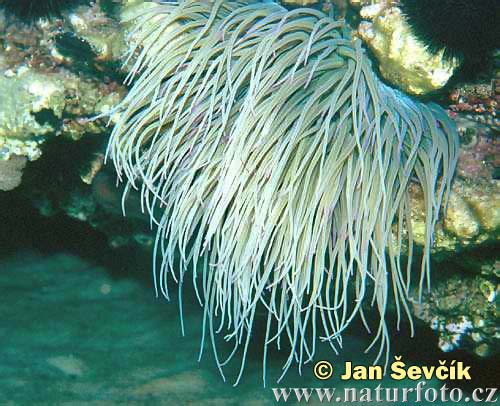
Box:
[107,0,459,385]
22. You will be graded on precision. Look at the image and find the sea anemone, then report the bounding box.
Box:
[107,0,459,384]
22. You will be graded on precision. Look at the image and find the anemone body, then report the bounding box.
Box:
[108,0,459,384]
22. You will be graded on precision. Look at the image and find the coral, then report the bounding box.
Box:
[0,0,150,244]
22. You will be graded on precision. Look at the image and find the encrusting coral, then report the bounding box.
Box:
[107,0,459,384]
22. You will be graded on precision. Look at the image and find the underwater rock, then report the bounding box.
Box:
[46,355,87,377]
[0,67,64,161]
[0,60,122,167]
[409,74,499,254]
[408,177,499,253]
[412,260,499,357]
[450,77,500,135]
[0,155,27,191]
[409,65,500,252]
[355,4,459,95]
[456,129,499,180]
[27,163,153,250]
[64,1,127,63]
[0,2,126,188]
[132,371,210,398]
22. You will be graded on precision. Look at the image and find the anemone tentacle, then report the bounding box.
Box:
[108,0,459,385]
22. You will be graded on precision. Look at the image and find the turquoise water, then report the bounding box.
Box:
[0,248,490,404]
